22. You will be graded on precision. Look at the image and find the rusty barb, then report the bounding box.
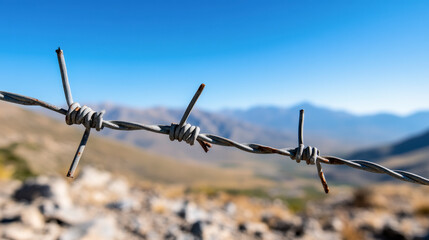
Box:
[1,48,429,193]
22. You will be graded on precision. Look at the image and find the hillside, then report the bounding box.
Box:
[0,102,269,188]
[349,129,429,161]
[28,101,429,187]
[38,102,429,164]
[342,130,429,181]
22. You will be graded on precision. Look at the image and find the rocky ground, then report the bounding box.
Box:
[0,167,428,240]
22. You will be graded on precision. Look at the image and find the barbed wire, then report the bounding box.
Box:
[1,48,428,193]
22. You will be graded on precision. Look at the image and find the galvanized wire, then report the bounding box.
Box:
[1,48,428,193]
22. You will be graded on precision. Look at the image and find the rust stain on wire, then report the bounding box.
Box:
[0,48,428,193]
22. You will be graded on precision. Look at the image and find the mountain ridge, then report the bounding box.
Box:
[222,103,429,148]
[36,101,429,158]
[4,101,429,186]
[349,129,429,161]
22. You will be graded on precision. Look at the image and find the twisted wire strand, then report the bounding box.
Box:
[169,123,200,146]
[1,47,428,193]
[66,102,105,131]
[2,90,428,188]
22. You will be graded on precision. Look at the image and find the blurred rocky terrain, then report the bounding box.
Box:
[1,166,428,240]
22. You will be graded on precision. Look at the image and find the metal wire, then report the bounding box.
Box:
[1,48,428,193]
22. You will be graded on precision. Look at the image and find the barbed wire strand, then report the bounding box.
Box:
[1,48,428,193]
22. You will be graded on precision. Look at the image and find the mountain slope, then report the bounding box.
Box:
[89,103,356,158]
[27,101,429,186]
[0,102,269,188]
[223,103,429,148]
[40,101,429,160]
[331,129,429,184]
[349,130,429,161]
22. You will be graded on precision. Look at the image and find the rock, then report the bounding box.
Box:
[13,176,72,209]
[164,231,177,240]
[106,198,136,212]
[43,222,62,240]
[106,178,129,197]
[126,215,151,237]
[44,205,90,226]
[189,221,234,240]
[175,200,208,223]
[326,217,343,232]
[224,202,236,216]
[298,218,341,240]
[0,215,21,224]
[377,225,407,240]
[20,206,44,230]
[2,224,35,240]
[261,214,297,233]
[190,221,203,239]
[238,223,246,232]
[74,166,112,188]
[176,200,188,219]
[71,166,130,205]
[60,215,118,240]
[2,166,428,240]
[241,221,268,237]
[254,230,263,239]
[185,202,208,224]
[13,181,51,202]
[145,230,161,240]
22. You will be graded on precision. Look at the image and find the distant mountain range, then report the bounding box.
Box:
[7,101,429,186]
[323,129,429,184]
[223,102,429,149]
[92,102,362,159]
[37,101,429,158]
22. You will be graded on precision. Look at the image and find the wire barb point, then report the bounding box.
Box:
[292,109,331,193]
[170,84,211,152]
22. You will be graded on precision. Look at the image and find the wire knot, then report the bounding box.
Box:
[169,123,200,146]
[292,144,320,165]
[65,102,105,131]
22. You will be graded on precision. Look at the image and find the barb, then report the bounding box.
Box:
[1,48,428,193]
[169,84,212,152]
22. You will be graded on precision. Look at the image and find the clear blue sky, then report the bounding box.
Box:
[0,1,428,115]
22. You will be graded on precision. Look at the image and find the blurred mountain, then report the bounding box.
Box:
[40,102,429,160]
[92,103,350,160]
[223,102,429,148]
[323,129,429,185]
[344,129,429,179]
[0,102,268,188]
[349,129,429,161]
[26,101,429,186]
[220,103,429,185]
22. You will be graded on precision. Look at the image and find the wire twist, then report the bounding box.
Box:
[292,145,319,165]
[169,123,200,146]
[0,47,428,193]
[66,102,105,131]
